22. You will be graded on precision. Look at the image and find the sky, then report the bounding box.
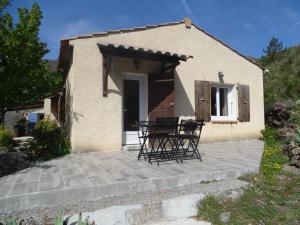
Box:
[6,0,300,59]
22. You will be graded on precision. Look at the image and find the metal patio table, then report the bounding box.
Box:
[136,118,204,166]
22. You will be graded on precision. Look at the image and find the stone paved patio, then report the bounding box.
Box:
[0,140,263,213]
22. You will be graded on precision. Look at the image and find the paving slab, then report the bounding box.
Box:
[8,181,39,196]
[0,140,263,213]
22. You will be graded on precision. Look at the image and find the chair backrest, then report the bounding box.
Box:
[135,121,155,138]
[179,119,205,140]
[155,117,179,133]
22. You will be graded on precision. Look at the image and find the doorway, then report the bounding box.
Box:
[148,73,175,121]
[123,73,147,145]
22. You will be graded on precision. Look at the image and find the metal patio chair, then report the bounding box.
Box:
[148,117,179,165]
[174,119,205,161]
[136,121,155,161]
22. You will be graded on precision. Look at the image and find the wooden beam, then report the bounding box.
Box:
[102,54,112,97]
[162,61,180,73]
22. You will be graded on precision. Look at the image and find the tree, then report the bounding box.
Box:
[263,37,284,60]
[0,0,62,123]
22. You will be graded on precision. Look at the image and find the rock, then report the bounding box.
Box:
[291,147,300,155]
[290,159,297,166]
[277,127,297,140]
[162,194,205,219]
[287,141,298,151]
[283,163,300,174]
[219,211,231,223]
[64,205,142,225]
[265,102,292,128]
[19,217,39,225]
[291,155,300,160]
[296,161,300,168]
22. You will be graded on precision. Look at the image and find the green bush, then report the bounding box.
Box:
[260,127,288,178]
[0,125,14,148]
[15,118,27,136]
[29,120,70,160]
[261,127,278,148]
[288,104,300,127]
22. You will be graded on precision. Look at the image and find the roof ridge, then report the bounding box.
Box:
[61,19,185,41]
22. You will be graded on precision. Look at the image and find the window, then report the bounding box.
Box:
[211,85,234,120]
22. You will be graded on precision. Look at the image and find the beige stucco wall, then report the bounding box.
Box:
[66,23,264,152]
[44,98,58,121]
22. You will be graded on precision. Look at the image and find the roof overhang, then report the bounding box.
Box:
[97,42,193,63]
[98,42,193,97]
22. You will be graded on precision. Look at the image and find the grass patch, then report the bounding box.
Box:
[198,127,300,225]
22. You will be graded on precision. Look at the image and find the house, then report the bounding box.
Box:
[56,18,265,152]
[4,106,44,134]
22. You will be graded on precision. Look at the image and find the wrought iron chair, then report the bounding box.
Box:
[156,117,179,163]
[174,119,205,161]
[148,117,179,165]
[136,121,155,161]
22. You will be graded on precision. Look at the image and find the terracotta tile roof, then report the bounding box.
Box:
[98,42,193,61]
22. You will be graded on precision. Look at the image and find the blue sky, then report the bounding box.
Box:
[6,0,300,59]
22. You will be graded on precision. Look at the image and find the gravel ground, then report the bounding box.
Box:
[0,180,246,224]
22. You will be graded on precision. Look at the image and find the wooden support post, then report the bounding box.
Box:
[161,61,180,74]
[103,54,112,97]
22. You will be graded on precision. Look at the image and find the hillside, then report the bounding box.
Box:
[45,59,58,72]
[257,44,300,108]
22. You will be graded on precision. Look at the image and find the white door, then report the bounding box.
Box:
[123,74,147,145]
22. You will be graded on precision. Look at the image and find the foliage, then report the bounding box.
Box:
[77,213,90,225]
[288,104,300,128]
[282,130,300,145]
[258,41,300,108]
[0,212,91,225]
[28,120,70,160]
[0,217,17,225]
[54,212,63,225]
[0,125,14,148]
[263,37,284,61]
[198,128,299,225]
[198,172,300,225]
[261,127,278,147]
[14,117,27,137]
[260,127,288,178]
[0,0,62,122]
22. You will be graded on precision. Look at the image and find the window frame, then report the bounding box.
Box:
[211,84,236,121]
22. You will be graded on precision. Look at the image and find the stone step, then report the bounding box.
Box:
[63,179,248,225]
[0,166,255,214]
[13,136,33,144]
[144,218,211,225]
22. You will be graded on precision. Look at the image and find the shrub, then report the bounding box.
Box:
[29,120,70,160]
[261,127,278,148]
[260,127,288,178]
[288,104,300,127]
[15,118,27,137]
[0,125,14,148]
